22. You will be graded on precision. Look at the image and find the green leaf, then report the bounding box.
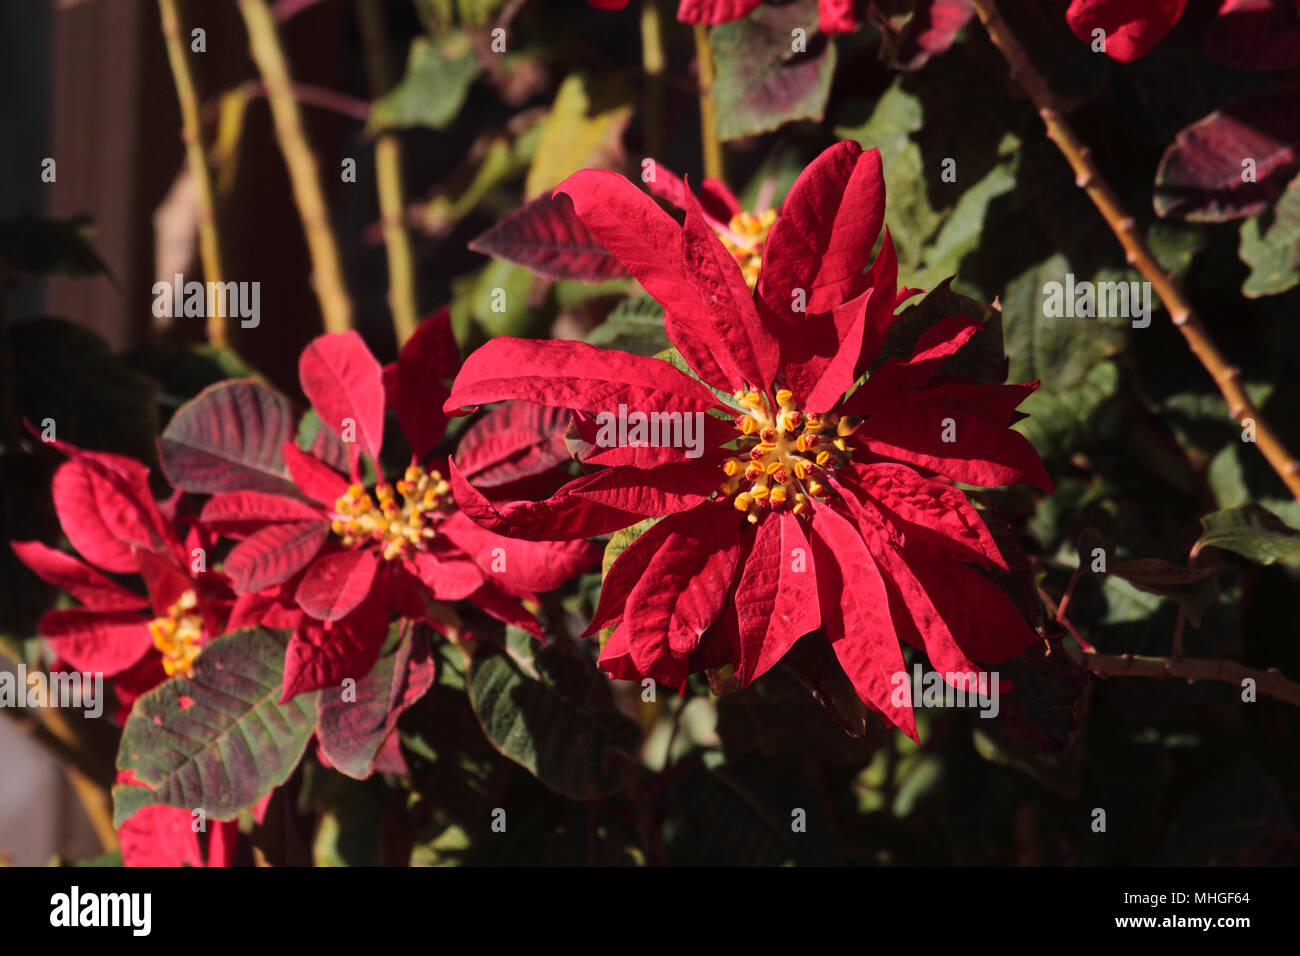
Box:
[585,295,670,356]
[524,74,632,199]
[467,629,641,799]
[1013,360,1119,463]
[1239,171,1300,298]
[711,0,836,142]
[450,257,538,338]
[114,628,317,826]
[1107,558,1218,627]
[1196,503,1300,565]
[366,34,479,134]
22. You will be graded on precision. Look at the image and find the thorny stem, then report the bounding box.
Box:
[971,0,1300,508]
[1038,581,1300,709]
[158,0,228,347]
[236,0,354,333]
[692,25,725,182]
[356,0,419,346]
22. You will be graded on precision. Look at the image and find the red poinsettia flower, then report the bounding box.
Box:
[587,0,630,8]
[1066,0,1188,62]
[442,141,1051,739]
[199,310,600,701]
[11,439,233,715]
[677,0,857,33]
[1066,0,1300,66]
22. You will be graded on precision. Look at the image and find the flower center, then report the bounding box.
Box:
[718,388,860,523]
[148,589,204,678]
[331,465,452,561]
[718,209,777,290]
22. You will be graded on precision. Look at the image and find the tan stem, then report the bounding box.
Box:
[971,0,1300,507]
[236,0,354,333]
[641,0,666,163]
[356,0,418,346]
[693,24,724,182]
[1039,581,1300,709]
[158,0,228,347]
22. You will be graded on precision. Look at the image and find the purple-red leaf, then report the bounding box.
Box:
[469,192,631,282]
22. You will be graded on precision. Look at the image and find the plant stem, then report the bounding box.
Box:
[236,0,354,333]
[640,0,666,162]
[1038,582,1300,709]
[158,0,228,347]
[692,24,724,181]
[356,0,419,346]
[970,0,1300,507]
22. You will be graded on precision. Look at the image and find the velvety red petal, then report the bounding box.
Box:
[859,407,1053,491]
[199,490,325,538]
[119,804,204,867]
[295,548,379,622]
[281,573,392,702]
[397,307,457,460]
[843,315,981,416]
[10,540,148,611]
[623,501,740,664]
[809,506,917,741]
[911,559,1042,664]
[224,520,331,595]
[445,336,720,417]
[1065,0,1187,61]
[845,463,1006,570]
[758,142,886,320]
[735,511,820,684]
[39,608,153,676]
[818,0,857,32]
[438,511,600,594]
[299,331,386,473]
[283,442,349,508]
[403,542,488,601]
[680,184,781,389]
[676,0,762,25]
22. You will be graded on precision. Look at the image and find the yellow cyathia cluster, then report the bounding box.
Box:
[331,465,453,561]
[717,209,777,290]
[149,589,204,677]
[718,388,861,524]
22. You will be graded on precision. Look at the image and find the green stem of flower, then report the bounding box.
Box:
[356,0,419,346]
[158,0,228,347]
[692,24,724,182]
[641,0,666,162]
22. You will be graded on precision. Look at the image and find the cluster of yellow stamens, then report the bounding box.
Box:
[717,209,777,290]
[718,388,861,524]
[331,465,453,561]
[149,589,204,677]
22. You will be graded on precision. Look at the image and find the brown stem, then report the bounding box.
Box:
[1038,582,1300,709]
[236,0,354,333]
[158,0,228,347]
[356,0,419,346]
[971,0,1300,507]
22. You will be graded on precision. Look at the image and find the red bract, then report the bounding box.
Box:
[11,439,232,715]
[443,141,1051,740]
[1066,0,1187,62]
[676,0,857,33]
[198,311,599,701]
